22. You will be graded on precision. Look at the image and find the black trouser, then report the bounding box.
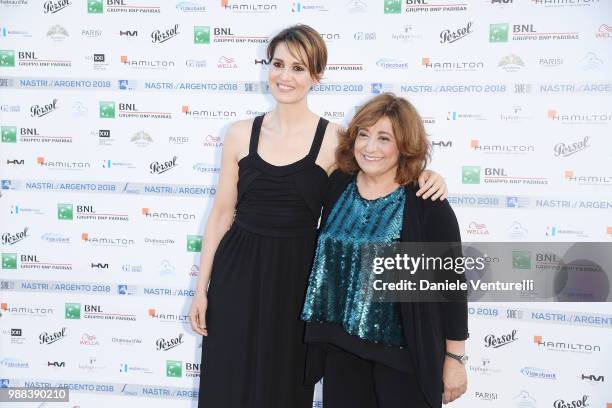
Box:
[323,347,431,408]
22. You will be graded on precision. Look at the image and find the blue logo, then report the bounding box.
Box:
[118,80,129,90]
[520,367,557,380]
[117,284,136,295]
[2,180,11,190]
[0,378,9,388]
[507,197,519,208]
[371,83,383,94]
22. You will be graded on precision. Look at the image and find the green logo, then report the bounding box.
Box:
[2,253,17,269]
[1,126,17,143]
[99,101,116,118]
[65,303,81,319]
[462,166,480,184]
[489,23,509,43]
[384,0,401,13]
[512,251,531,270]
[194,26,210,44]
[187,235,202,252]
[166,360,182,377]
[0,50,15,67]
[57,203,73,220]
[87,0,103,13]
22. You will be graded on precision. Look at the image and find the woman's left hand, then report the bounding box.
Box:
[442,357,467,404]
[416,170,448,201]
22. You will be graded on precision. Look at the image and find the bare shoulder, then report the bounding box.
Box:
[317,121,343,172]
[224,118,253,160]
[322,121,342,150]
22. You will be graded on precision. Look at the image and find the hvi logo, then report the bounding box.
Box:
[579,373,604,383]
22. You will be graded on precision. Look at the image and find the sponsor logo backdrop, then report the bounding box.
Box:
[1,0,611,407]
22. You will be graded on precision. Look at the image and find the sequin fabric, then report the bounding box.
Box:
[301,180,407,347]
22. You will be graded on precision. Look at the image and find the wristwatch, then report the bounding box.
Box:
[445,351,468,365]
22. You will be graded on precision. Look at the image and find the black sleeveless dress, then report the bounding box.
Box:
[199,114,329,408]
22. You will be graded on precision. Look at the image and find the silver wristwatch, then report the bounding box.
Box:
[445,351,468,365]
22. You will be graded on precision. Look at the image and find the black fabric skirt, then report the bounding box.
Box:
[198,223,317,408]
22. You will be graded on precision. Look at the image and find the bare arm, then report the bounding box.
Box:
[189,120,249,335]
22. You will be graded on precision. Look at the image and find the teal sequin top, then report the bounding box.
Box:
[301,180,407,347]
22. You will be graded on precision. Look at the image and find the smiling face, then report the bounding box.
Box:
[268,42,318,104]
[354,116,400,179]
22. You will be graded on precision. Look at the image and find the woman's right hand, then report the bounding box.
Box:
[189,293,208,336]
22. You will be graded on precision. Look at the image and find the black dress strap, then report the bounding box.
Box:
[307,117,329,162]
[249,115,265,154]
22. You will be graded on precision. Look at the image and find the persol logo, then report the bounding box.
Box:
[440,22,473,44]
[31,99,58,118]
[43,0,72,14]
[553,136,590,157]
[484,329,518,348]
[1,227,29,245]
[553,395,589,408]
[151,24,180,43]
[156,334,184,351]
[150,156,178,174]
[39,327,67,345]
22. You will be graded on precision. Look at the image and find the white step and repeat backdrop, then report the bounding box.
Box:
[1,0,612,407]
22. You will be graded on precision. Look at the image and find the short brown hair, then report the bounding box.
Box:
[267,24,327,81]
[336,93,430,186]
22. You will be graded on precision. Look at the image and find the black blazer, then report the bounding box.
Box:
[315,170,469,408]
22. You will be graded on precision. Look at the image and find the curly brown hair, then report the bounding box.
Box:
[336,93,430,186]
